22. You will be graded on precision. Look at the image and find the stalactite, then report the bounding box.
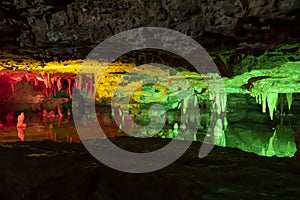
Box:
[25,74,29,82]
[267,92,278,120]
[75,78,79,89]
[50,77,55,85]
[11,83,14,92]
[252,91,295,120]
[255,94,259,104]
[208,91,227,115]
[79,76,83,90]
[182,96,189,114]
[88,79,93,97]
[47,73,50,84]
[216,93,221,114]
[84,80,89,93]
[57,77,62,91]
[258,94,261,104]
[43,75,49,88]
[262,93,267,113]
[67,78,72,98]
[286,93,293,110]
[214,118,226,147]
[53,82,57,96]
[221,93,226,113]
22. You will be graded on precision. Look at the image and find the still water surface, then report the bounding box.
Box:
[0,105,298,158]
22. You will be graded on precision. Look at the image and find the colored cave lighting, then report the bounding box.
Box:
[2,58,299,121]
[0,58,299,158]
[0,71,74,98]
[0,71,96,101]
[249,61,300,120]
[263,123,297,157]
[223,61,300,119]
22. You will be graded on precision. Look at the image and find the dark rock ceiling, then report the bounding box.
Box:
[1,0,300,76]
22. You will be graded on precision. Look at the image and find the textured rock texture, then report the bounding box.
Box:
[1,0,300,51]
[1,0,300,77]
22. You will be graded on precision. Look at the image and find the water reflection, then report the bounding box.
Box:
[263,120,297,157]
[217,116,298,157]
[0,109,79,142]
[17,127,25,141]
[0,104,299,158]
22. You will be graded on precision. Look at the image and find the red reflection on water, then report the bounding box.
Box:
[17,127,25,141]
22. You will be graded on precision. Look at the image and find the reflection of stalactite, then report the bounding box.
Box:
[17,127,25,141]
[265,120,297,157]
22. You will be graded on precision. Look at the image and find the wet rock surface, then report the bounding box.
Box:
[0,138,299,200]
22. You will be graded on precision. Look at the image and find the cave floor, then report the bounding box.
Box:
[0,138,299,200]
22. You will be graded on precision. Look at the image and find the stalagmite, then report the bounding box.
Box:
[286,93,293,110]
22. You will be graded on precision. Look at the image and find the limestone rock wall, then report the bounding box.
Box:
[1,0,300,48]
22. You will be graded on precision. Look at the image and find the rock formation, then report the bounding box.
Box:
[0,0,300,70]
